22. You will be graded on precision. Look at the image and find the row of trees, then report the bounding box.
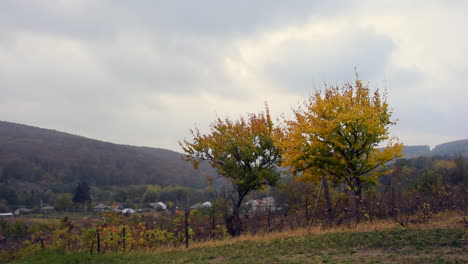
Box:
[0,182,91,213]
[181,79,404,236]
[0,181,219,213]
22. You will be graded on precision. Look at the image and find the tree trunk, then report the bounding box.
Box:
[225,211,242,236]
[322,175,334,226]
[225,191,247,236]
[307,180,323,231]
[353,178,363,223]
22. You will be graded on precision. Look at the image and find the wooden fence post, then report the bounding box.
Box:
[267,206,272,232]
[122,226,126,251]
[97,229,101,253]
[185,209,189,248]
[211,205,216,239]
[89,229,96,255]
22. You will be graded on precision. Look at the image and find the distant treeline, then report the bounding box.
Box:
[0,183,215,212]
[2,154,465,215]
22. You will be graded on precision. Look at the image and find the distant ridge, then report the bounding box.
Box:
[402,139,468,159]
[0,121,217,188]
[402,145,431,159]
[432,139,468,157]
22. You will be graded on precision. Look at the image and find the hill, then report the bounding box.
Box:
[432,139,468,157]
[0,121,217,188]
[401,139,468,159]
[401,145,431,159]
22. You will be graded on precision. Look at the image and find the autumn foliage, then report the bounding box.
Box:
[180,105,282,235]
[278,79,403,220]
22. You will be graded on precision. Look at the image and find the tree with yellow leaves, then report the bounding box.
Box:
[180,105,282,236]
[279,79,403,221]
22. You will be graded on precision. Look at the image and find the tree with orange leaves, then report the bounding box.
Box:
[278,78,403,222]
[180,105,282,236]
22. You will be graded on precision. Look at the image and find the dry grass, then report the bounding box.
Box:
[9,211,467,264]
[180,210,464,252]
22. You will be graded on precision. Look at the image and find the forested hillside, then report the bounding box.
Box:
[0,121,217,188]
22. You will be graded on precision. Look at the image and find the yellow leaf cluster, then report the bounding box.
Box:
[278,79,403,186]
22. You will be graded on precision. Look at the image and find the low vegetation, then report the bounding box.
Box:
[7,214,467,264]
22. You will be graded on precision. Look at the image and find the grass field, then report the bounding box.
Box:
[10,221,467,264]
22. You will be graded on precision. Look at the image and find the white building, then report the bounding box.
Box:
[148,202,167,210]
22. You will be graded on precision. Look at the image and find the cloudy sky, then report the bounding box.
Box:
[1,0,467,152]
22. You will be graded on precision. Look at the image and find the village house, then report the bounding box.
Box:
[245,197,280,218]
[41,205,55,213]
[111,202,123,212]
[190,201,212,210]
[0,213,14,218]
[14,208,33,215]
[147,202,167,211]
[122,208,135,216]
[93,203,110,212]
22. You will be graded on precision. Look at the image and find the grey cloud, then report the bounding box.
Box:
[0,0,354,97]
[0,1,118,41]
[90,35,232,96]
[0,1,352,40]
[384,67,424,91]
[265,28,397,93]
[0,0,354,99]
[394,101,468,145]
[117,1,352,36]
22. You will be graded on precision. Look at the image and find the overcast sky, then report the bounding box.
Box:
[1,0,467,152]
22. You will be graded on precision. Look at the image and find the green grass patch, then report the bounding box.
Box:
[10,227,467,264]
